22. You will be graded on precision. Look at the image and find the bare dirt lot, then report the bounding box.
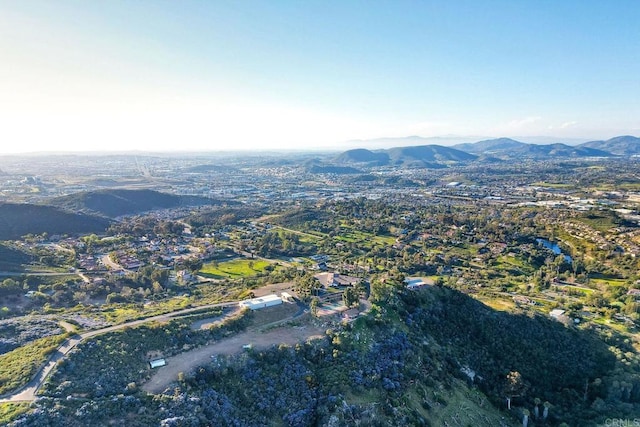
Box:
[251,281,296,298]
[142,305,325,394]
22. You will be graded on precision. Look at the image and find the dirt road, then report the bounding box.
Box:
[0,288,324,402]
[0,301,238,403]
[2,335,83,402]
[143,323,325,394]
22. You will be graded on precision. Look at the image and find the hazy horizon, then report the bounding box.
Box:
[0,134,612,156]
[1,1,639,154]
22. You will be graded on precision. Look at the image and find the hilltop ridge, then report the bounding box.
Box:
[331,136,629,168]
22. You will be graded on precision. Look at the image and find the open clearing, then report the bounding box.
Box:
[250,281,296,298]
[200,258,271,279]
[143,305,324,394]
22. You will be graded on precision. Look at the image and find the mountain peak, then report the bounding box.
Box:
[453,138,527,154]
[336,144,476,168]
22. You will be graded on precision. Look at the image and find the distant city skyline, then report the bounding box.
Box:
[1,1,638,153]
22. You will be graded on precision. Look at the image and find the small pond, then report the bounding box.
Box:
[536,238,572,263]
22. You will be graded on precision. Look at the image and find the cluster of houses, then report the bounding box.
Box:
[557,217,640,256]
[37,232,226,275]
[111,251,143,270]
[77,254,101,271]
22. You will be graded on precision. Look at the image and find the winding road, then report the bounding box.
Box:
[143,319,323,394]
[0,300,238,403]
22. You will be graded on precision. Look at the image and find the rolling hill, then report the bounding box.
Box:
[343,135,485,149]
[0,203,111,240]
[49,189,219,218]
[386,144,476,165]
[337,137,618,166]
[521,143,612,158]
[335,148,390,166]
[453,137,529,154]
[454,138,612,159]
[336,145,476,168]
[579,135,640,156]
[0,243,35,270]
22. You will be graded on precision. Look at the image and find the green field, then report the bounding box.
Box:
[618,182,640,191]
[0,402,31,425]
[273,227,323,243]
[562,284,594,294]
[335,225,396,247]
[531,182,573,188]
[200,258,271,279]
[572,210,624,232]
[494,255,535,275]
[590,277,628,287]
[476,295,516,312]
[0,333,68,395]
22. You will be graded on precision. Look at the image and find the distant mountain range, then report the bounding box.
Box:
[336,145,475,168]
[453,138,613,159]
[343,135,483,150]
[49,189,227,218]
[578,135,640,156]
[387,145,477,165]
[326,135,638,169]
[453,138,529,154]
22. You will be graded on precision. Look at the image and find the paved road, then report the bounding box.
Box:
[100,254,128,272]
[0,300,238,403]
[3,336,83,402]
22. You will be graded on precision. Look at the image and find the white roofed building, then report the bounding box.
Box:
[239,294,283,310]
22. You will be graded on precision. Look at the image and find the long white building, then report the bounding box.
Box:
[239,294,283,310]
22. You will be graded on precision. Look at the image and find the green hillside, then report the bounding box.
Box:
[49,189,217,218]
[0,203,111,240]
[12,283,638,426]
[0,243,34,271]
[580,135,640,156]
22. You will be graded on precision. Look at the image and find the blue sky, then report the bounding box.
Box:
[0,0,638,152]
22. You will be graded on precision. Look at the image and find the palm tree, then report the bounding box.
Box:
[522,409,530,427]
[504,371,526,410]
[543,401,551,421]
[533,398,541,419]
